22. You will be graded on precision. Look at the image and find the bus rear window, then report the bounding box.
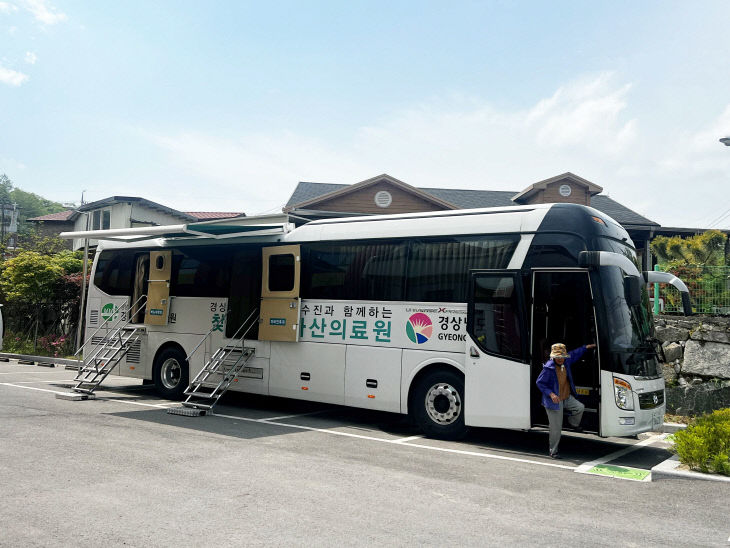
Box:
[93,250,135,295]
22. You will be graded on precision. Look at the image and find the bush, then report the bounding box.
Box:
[672,408,730,475]
[2,332,37,355]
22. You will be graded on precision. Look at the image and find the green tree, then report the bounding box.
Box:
[651,230,730,313]
[650,230,728,268]
[0,173,68,240]
[0,251,64,302]
[19,230,70,255]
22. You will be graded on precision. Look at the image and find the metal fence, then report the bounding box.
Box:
[1,300,79,357]
[652,265,730,315]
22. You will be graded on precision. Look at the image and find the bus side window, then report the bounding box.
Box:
[523,234,586,269]
[268,254,295,292]
[406,236,519,303]
[93,250,135,295]
[472,274,524,360]
[300,242,406,301]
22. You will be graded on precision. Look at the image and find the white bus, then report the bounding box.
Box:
[68,203,691,440]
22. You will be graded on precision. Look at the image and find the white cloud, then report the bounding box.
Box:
[0,2,18,14]
[0,64,28,86]
[143,73,730,228]
[24,51,36,64]
[21,0,66,25]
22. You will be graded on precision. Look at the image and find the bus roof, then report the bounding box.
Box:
[65,203,630,249]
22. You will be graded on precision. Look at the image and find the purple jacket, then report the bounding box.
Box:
[536,346,588,410]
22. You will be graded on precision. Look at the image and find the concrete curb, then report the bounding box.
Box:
[662,422,687,433]
[0,353,82,367]
[651,455,730,482]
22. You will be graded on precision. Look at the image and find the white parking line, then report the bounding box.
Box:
[263,410,330,421]
[3,381,640,473]
[393,434,424,443]
[218,412,575,470]
[3,380,77,384]
[0,382,72,396]
[0,382,178,407]
[574,433,668,474]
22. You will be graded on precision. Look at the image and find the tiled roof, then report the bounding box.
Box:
[285,182,660,227]
[185,212,244,220]
[27,210,76,222]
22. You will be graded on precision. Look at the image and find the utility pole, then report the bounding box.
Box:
[75,192,90,355]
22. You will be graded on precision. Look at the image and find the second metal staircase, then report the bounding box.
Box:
[168,309,259,416]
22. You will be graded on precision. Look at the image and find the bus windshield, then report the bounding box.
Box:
[595,239,660,378]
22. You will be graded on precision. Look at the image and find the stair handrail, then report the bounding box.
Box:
[74,295,148,357]
[185,308,259,362]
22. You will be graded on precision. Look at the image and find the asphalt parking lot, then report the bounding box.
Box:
[1,359,728,547]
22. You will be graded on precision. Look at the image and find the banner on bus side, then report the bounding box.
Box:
[299,301,467,352]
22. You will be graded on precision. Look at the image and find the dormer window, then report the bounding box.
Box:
[92,208,111,230]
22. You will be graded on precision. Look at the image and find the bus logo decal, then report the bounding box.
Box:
[101,303,118,322]
[405,313,433,344]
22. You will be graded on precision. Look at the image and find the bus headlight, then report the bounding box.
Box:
[613,378,634,411]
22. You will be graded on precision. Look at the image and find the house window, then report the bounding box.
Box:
[92,208,112,230]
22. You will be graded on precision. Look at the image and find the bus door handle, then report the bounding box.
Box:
[469,346,480,358]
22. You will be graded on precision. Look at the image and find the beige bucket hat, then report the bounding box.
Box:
[549,343,569,359]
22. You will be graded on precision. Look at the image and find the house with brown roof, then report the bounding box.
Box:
[283,172,661,268]
[28,196,244,250]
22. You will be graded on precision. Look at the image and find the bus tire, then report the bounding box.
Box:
[153,346,189,400]
[411,368,468,440]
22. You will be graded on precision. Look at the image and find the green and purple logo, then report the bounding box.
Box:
[405,313,433,344]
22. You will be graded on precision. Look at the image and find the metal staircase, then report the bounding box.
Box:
[59,296,147,400]
[168,309,259,416]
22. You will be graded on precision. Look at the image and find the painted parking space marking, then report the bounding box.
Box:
[393,434,424,443]
[263,410,330,421]
[0,382,74,396]
[5,379,574,471]
[0,382,180,407]
[214,411,575,470]
[586,464,651,481]
[4,380,668,478]
[575,433,667,481]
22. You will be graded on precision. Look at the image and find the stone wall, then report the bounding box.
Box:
[654,315,730,415]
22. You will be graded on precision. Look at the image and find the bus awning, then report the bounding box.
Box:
[60,214,295,242]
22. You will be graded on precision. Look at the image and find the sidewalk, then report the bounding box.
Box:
[651,423,730,482]
[0,352,82,368]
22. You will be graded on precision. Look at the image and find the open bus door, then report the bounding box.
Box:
[144,250,172,325]
[529,269,599,433]
[259,245,301,342]
[465,270,531,429]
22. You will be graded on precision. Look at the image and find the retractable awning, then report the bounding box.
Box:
[60,214,294,242]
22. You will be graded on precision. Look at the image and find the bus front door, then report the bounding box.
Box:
[259,245,301,342]
[530,269,599,433]
[465,271,531,429]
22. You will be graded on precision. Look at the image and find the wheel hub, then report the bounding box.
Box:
[424,383,462,425]
[160,358,181,390]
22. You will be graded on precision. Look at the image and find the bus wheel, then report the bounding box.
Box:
[153,347,189,400]
[411,369,468,440]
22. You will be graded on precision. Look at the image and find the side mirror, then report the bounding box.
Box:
[624,276,641,307]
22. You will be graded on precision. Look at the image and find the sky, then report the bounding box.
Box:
[1,1,730,228]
